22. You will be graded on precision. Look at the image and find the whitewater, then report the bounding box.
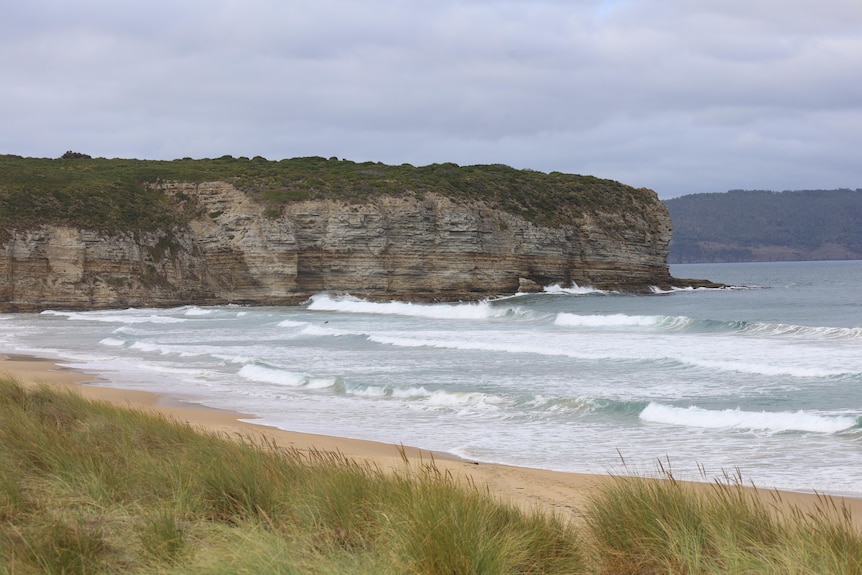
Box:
[2,260,861,495]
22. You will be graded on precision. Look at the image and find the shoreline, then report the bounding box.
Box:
[0,353,607,520]
[3,353,861,525]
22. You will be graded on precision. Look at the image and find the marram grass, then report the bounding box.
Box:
[0,378,584,574]
[1,377,860,574]
[585,459,862,574]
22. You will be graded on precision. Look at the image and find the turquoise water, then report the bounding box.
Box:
[2,260,860,495]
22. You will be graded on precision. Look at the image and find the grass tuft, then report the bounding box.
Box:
[0,378,585,573]
[12,516,110,575]
[138,510,188,565]
[2,376,859,574]
[585,462,862,574]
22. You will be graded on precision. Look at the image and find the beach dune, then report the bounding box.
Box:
[3,354,860,526]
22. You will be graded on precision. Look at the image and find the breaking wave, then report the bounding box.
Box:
[553,312,862,340]
[238,364,338,389]
[640,403,859,434]
[542,283,609,295]
[41,310,188,324]
[306,294,526,320]
[555,313,693,329]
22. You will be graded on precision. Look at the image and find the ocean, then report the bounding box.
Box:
[2,260,860,496]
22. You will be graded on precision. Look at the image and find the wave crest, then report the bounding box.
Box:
[554,312,862,341]
[555,313,692,328]
[306,294,524,320]
[640,402,858,434]
[41,310,187,324]
[542,283,609,295]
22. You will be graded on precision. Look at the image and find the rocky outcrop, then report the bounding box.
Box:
[0,181,704,312]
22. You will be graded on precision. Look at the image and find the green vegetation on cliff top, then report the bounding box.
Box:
[0,154,650,235]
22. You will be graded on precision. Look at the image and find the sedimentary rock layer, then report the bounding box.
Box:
[0,181,700,311]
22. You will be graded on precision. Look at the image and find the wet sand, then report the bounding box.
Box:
[3,353,860,525]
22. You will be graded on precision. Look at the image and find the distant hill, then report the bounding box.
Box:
[664,189,862,263]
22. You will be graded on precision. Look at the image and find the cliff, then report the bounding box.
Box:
[0,155,711,311]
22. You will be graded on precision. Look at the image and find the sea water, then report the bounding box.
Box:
[2,260,860,496]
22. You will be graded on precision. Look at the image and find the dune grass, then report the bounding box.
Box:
[0,378,583,574]
[1,376,860,574]
[585,460,862,574]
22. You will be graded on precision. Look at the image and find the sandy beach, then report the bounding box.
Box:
[3,353,861,526]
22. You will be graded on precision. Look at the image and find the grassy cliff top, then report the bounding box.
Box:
[0,154,651,234]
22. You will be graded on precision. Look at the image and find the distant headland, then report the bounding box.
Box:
[665,189,862,263]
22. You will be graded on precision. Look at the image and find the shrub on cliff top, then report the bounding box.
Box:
[0,154,654,236]
[60,150,92,159]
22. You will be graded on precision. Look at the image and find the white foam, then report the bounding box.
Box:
[390,386,433,399]
[129,341,174,355]
[347,386,388,398]
[341,383,505,412]
[306,377,338,390]
[134,362,208,377]
[183,307,213,316]
[741,322,862,340]
[368,331,858,380]
[555,313,656,327]
[555,313,696,330]
[40,310,187,324]
[423,390,504,411]
[543,283,607,295]
[213,353,256,365]
[366,333,611,360]
[683,358,849,378]
[306,293,516,320]
[125,341,207,358]
[99,337,126,347]
[300,324,350,337]
[277,319,308,328]
[554,313,862,341]
[640,403,858,434]
[649,285,734,293]
[238,364,307,387]
[650,286,685,294]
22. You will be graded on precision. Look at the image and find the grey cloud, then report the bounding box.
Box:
[2,0,860,197]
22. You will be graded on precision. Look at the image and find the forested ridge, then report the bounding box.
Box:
[664,189,862,263]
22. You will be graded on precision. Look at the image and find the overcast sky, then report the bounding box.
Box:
[2,1,860,198]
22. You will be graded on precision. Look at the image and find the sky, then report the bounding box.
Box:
[2,1,861,199]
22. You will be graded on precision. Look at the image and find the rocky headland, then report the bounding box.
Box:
[0,155,717,312]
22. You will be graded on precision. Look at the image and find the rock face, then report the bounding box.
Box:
[0,181,689,312]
